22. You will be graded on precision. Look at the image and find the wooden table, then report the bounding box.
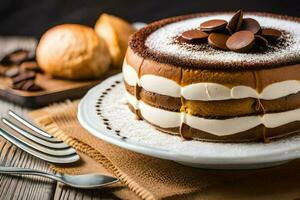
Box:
[0,99,119,200]
[0,37,119,199]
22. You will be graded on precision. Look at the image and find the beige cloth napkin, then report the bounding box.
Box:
[30,100,300,200]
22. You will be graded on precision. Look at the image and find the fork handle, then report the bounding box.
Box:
[0,166,61,182]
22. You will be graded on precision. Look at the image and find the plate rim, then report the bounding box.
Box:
[78,73,300,165]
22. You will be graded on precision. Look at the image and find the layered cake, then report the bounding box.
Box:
[122,11,300,142]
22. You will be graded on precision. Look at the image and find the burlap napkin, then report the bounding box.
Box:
[29,100,300,200]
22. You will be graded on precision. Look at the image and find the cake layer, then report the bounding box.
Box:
[130,12,300,70]
[125,83,300,117]
[129,104,300,142]
[124,52,300,101]
[126,92,300,140]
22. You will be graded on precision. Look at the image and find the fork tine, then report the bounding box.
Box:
[2,118,70,149]
[0,127,80,164]
[0,121,76,157]
[8,110,62,143]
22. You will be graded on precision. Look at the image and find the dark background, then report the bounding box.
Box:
[0,0,299,38]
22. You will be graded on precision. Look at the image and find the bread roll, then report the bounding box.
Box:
[95,13,135,68]
[37,24,111,80]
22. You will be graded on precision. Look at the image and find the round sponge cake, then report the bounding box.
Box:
[123,12,300,142]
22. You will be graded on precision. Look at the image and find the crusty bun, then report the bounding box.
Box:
[36,24,111,80]
[95,13,135,68]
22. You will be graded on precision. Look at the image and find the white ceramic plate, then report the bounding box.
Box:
[78,74,300,169]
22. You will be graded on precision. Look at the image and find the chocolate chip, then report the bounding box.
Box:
[239,18,261,34]
[181,30,209,43]
[255,35,268,48]
[227,10,243,34]
[200,19,228,32]
[226,31,255,53]
[208,33,230,50]
[12,71,36,84]
[261,28,282,42]
[5,67,21,78]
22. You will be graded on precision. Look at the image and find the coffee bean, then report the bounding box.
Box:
[227,10,243,34]
[4,67,21,78]
[181,30,209,43]
[261,28,282,42]
[226,30,255,53]
[208,33,230,50]
[12,71,36,84]
[200,19,228,32]
[255,35,268,48]
[239,18,261,34]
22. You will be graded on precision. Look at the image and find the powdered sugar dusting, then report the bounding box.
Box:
[145,14,300,66]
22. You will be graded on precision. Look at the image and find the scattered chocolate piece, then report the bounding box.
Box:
[208,33,230,50]
[261,28,282,42]
[21,80,35,91]
[181,30,209,43]
[14,80,42,91]
[200,19,227,32]
[20,61,41,72]
[0,49,35,66]
[255,35,269,48]
[12,71,36,84]
[5,67,21,78]
[13,80,27,90]
[227,10,243,34]
[27,83,42,91]
[9,50,29,65]
[11,75,42,91]
[226,31,255,53]
[239,18,261,35]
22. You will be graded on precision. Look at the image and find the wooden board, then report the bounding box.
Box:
[0,70,119,108]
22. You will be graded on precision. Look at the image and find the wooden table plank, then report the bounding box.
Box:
[0,99,56,200]
[54,184,117,200]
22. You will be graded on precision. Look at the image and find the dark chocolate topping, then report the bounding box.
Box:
[129,12,300,70]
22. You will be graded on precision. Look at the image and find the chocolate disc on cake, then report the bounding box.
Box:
[123,12,300,143]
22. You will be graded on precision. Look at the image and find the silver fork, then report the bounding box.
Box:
[0,110,80,164]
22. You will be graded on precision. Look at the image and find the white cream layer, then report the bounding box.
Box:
[126,92,300,136]
[123,62,300,100]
